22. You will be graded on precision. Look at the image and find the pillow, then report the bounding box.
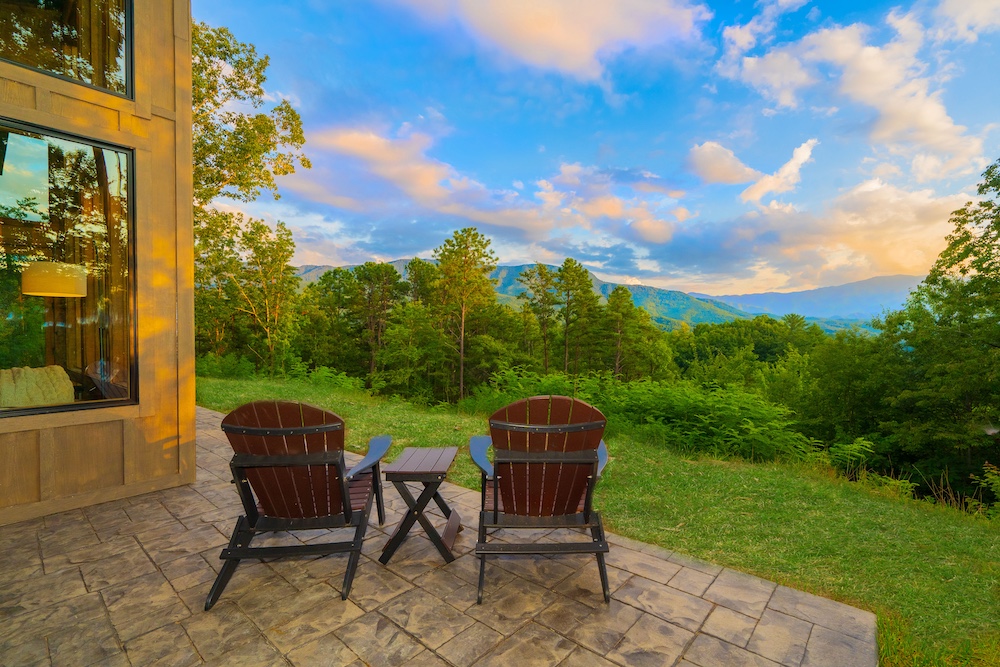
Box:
[0,365,75,408]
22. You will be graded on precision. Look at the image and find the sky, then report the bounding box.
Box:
[191,0,1000,295]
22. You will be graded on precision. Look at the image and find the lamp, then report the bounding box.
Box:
[22,261,88,297]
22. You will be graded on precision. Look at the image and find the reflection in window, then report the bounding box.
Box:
[0,0,129,95]
[0,121,132,411]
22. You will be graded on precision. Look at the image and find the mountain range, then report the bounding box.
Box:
[295,263,922,330]
[691,274,923,320]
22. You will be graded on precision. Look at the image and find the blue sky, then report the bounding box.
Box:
[192,0,1000,294]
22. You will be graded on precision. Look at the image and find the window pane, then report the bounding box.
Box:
[0,0,129,95]
[0,121,133,412]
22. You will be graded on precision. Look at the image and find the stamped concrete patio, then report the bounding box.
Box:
[0,407,878,666]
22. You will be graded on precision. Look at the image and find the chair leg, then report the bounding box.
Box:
[588,513,610,603]
[206,515,253,611]
[477,554,487,604]
[476,510,487,604]
[342,490,374,600]
[205,558,239,611]
[596,552,610,603]
[374,465,386,526]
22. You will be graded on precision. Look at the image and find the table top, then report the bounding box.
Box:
[384,447,458,479]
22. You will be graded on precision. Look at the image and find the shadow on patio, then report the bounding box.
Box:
[0,407,877,666]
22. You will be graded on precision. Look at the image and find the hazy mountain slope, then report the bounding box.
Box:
[693,275,923,320]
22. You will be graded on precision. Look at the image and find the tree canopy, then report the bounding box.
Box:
[192,22,310,207]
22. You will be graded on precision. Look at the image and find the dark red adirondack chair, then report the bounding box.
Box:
[470,395,610,603]
[205,401,389,610]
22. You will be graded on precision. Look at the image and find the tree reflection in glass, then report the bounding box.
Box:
[0,122,132,410]
[0,0,129,95]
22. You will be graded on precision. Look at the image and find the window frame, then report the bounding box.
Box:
[0,116,138,418]
[0,0,135,100]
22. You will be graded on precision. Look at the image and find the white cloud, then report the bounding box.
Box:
[741,139,818,202]
[716,0,809,77]
[935,0,1000,42]
[740,51,814,108]
[388,0,712,80]
[726,10,986,180]
[688,141,762,184]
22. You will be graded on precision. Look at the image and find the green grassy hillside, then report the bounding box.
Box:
[197,377,1000,667]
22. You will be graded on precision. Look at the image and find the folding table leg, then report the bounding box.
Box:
[379,481,440,564]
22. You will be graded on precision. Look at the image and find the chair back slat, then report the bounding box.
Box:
[222,401,347,519]
[490,395,606,517]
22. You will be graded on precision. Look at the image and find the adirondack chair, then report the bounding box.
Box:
[470,395,610,603]
[205,401,390,610]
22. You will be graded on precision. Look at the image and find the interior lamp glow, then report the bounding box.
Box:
[22,261,88,297]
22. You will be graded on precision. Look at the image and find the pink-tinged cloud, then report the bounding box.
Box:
[313,130,454,204]
[389,0,712,80]
[741,139,818,202]
[748,178,967,287]
[301,128,686,247]
[688,141,762,184]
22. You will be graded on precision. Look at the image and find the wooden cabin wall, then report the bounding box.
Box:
[0,0,195,525]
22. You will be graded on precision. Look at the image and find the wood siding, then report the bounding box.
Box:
[0,0,195,525]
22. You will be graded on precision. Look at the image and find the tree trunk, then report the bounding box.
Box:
[459,304,466,398]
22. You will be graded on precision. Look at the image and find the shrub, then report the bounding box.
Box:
[196,353,256,379]
[971,462,1000,519]
[308,366,366,391]
[462,369,815,462]
[829,437,875,479]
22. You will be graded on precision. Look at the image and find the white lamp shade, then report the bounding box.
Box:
[22,261,88,297]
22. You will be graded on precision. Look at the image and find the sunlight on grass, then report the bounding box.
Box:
[196,377,1000,666]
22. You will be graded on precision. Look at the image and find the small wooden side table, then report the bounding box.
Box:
[379,447,462,564]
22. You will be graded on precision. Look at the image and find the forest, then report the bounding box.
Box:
[189,21,1000,510]
[193,195,1000,508]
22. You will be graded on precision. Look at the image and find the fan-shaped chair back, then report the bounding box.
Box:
[222,400,348,520]
[489,395,606,518]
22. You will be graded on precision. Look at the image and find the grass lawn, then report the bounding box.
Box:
[197,377,1000,666]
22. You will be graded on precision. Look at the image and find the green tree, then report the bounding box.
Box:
[191,22,310,373]
[404,258,440,304]
[192,22,310,207]
[293,268,364,374]
[604,286,638,379]
[517,263,560,372]
[229,216,300,375]
[433,228,498,399]
[353,262,409,381]
[864,158,1000,489]
[376,301,450,402]
[193,208,242,356]
[555,258,600,374]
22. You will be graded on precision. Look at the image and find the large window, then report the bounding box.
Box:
[0,120,134,413]
[0,0,130,96]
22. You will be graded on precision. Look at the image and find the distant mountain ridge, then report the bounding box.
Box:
[693,275,923,320]
[294,262,910,330]
[295,261,751,329]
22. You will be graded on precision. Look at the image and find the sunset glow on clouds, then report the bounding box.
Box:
[193,0,1000,293]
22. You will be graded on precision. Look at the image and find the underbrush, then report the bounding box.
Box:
[461,370,814,462]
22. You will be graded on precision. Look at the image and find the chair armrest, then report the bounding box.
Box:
[469,435,493,478]
[597,440,609,477]
[346,435,392,479]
